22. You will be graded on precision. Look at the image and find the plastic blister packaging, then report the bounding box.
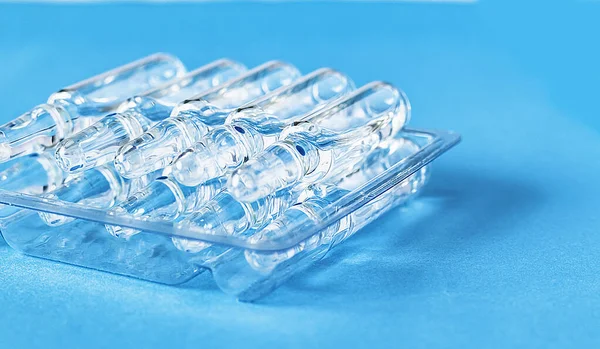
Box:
[0,55,460,301]
[0,128,458,300]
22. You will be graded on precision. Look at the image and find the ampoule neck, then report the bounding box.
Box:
[228,107,286,132]
[247,187,298,228]
[121,96,174,123]
[279,128,325,180]
[47,90,89,115]
[171,98,232,127]
[0,103,76,162]
[225,106,265,123]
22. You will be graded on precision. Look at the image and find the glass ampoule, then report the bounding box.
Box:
[171,68,354,187]
[105,175,226,239]
[103,69,354,238]
[242,167,427,273]
[38,166,161,227]
[170,185,308,253]
[113,61,301,179]
[174,83,409,252]
[170,133,393,254]
[0,53,186,163]
[54,59,247,173]
[0,151,64,195]
[170,136,425,298]
[242,138,427,272]
[227,81,411,202]
[171,135,422,255]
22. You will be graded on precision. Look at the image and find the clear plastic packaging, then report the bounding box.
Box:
[0,57,460,300]
[0,128,459,300]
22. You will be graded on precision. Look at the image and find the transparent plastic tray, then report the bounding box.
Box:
[0,127,459,301]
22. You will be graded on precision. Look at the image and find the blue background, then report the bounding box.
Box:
[1,2,599,348]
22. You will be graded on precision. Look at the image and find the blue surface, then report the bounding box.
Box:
[1,2,599,348]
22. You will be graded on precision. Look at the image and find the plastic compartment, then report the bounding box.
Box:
[0,127,458,300]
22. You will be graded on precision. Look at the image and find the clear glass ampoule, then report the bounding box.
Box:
[171,68,355,187]
[54,59,247,173]
[171,185,307,253]
[104,69,352,239]
[244,166,427,273]
[0,53,186,163]
[227,81,411,202]
[0,151,64,195]
[105,175,226,239]
[242,137,427,272]
[170,132,396,253]
[204,161,426,299]
[113,61,301,179]
[172,135,422,256]
[38,166,161,227]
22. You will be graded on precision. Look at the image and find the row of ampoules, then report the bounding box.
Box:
[0,53,421,270]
